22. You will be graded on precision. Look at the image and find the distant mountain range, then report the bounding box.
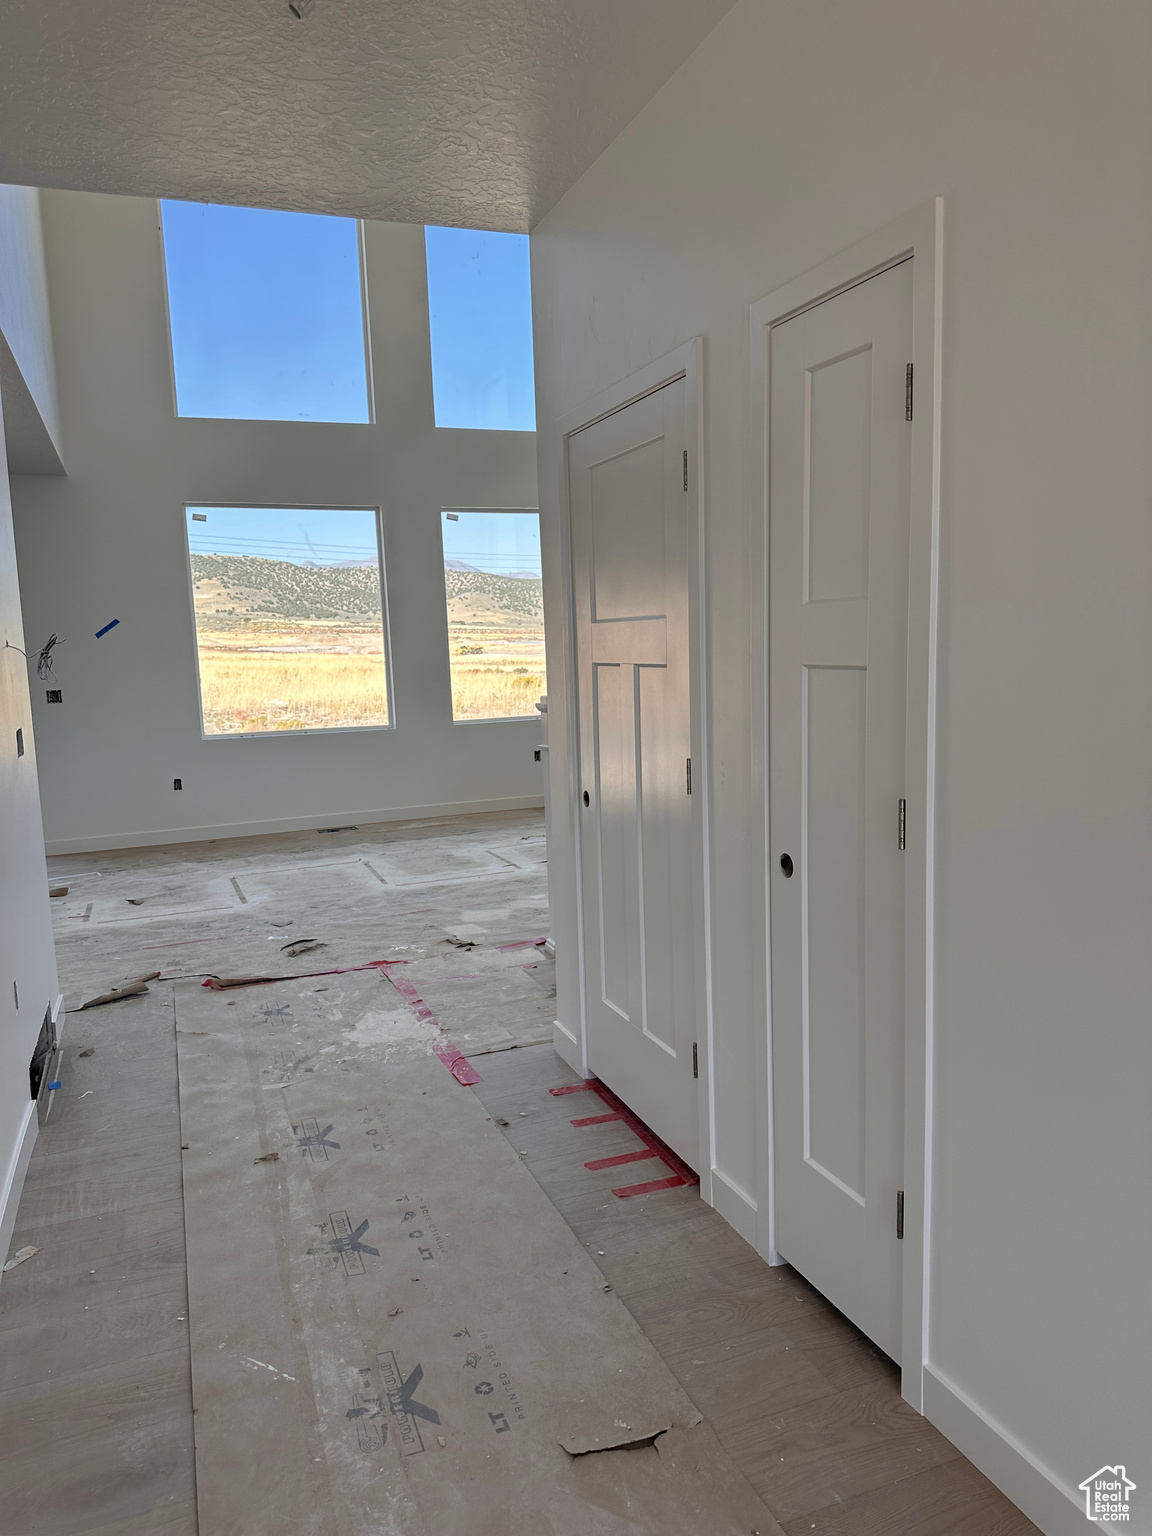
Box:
[190,551,543,628]
[191,552,383,622]
[444,567,543,626]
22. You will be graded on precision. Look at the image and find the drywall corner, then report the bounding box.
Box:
[0,184,63,473]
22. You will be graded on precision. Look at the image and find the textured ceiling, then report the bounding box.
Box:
[0,0,736,231]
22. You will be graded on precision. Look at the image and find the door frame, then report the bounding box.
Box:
[750,200,944,1407]
[556,338,716,1191]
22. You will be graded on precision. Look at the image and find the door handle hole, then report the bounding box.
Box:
[583,790,590,807]
[779,853,794,878]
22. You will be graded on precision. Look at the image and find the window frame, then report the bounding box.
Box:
[182,500,395,741]
[157,201,376,426]
[439,506,545,725]
[423,226,537,433]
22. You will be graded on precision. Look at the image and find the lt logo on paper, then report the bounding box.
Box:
[1079,1466,1136,1524]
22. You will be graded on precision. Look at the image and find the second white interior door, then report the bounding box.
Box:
[769,259,912,1361]
[569,377,698,1168]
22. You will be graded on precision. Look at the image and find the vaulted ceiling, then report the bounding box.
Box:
[0,0,736,229]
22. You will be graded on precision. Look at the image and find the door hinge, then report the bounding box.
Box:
[683,449,689,492]
[898,797,906,851]
[686,756,692,795]
[905,362,914,422]
[692,1042,699,1079]
[896,1189,905,1239]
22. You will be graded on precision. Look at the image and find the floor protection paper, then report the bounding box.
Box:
[174,970,779,1536]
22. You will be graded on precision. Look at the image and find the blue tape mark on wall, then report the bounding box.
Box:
[95,619,120,639]
[47,1081,61,1090]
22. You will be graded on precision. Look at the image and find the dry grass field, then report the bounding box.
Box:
[198,649,389,734]
[195,623,544,733]
[450,663,546,721]
[446,617,545,722]
[190,554,547,732]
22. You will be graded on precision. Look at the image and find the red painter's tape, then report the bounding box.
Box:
[432,1042,483,1085]
[563,1077,700,1196]
[612,1175,688,1199]
[583,1149,660,1171]
[384,969,441,1027]
[378,965,484,1084]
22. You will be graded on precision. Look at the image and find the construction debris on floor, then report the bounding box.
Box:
[47,818,556,1045]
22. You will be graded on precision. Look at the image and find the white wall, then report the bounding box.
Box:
[532,2,1151,1530]
[0,185,63,474]
[0,187,60,1266]
[12,192,543,854]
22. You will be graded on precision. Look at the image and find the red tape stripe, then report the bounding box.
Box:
[560,1077,699,1196]
[201,956,483,1085]
[612,1174,689,1198]
[584,1149,660,1171]
[380,965,484,1085]
[432,1041,483,1086]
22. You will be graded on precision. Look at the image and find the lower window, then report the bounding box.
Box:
[186,505,390,736]
[441,510,545,721]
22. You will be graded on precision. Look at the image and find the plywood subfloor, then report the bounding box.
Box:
[471,1047,1041,1536]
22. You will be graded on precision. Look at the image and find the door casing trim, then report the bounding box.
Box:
[557,338,715,1193]
[749,199,944,1410]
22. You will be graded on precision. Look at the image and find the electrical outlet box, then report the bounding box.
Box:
[173,777,183,791]
[46,689,62,704]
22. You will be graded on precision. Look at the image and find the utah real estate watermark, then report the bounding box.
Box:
[1079,1466,1136,1524]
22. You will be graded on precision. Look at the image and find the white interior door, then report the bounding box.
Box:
[569,378,698,1168]
[769,260,912,1360]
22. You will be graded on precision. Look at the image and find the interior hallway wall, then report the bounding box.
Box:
[0,186,60,1264]
[11,192,543,854]
[531,2,1151,1530]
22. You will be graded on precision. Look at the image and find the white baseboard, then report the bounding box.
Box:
[708,1165,758,1244]
[44,796,546,856]
[922,1365,1086,1536]
[551,1020,582,1076]
[0,1102,38,1278]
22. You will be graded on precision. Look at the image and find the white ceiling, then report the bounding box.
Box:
[0,0,736,231]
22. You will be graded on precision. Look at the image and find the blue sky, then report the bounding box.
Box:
[162,202,371,423]
[441,511,541,577]
[161,202,536,432]
[425,227,536,431]
[186,506,380,565]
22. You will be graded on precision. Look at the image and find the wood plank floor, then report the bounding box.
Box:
[471,1045,1040,1536]
[1,812,1038,1534]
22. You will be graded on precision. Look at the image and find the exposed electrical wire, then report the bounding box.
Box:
[37,634,63,681]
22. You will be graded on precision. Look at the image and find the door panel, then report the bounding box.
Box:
[571,378,697,1166]
[805,663,867,1200]
[770,260,912,1360]
[591,438,667,620]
